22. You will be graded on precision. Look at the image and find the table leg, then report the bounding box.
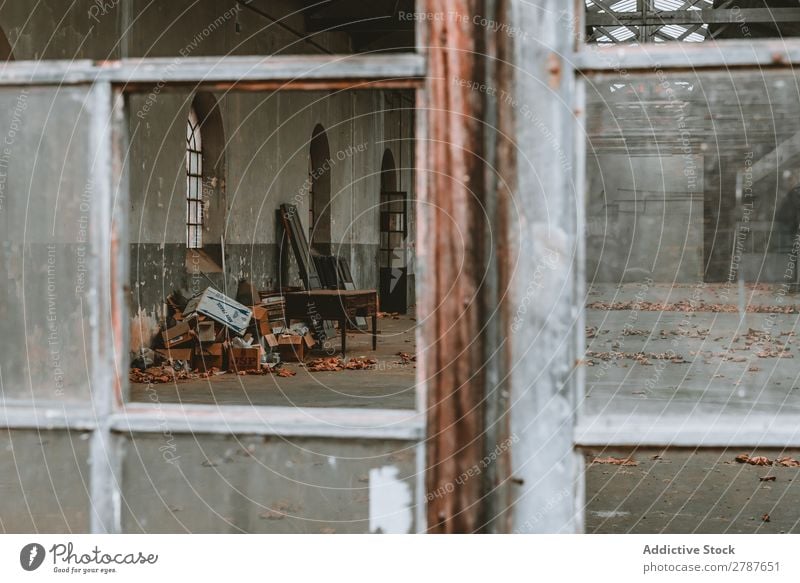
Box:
[341,318,346,358]
[372,314,377,350]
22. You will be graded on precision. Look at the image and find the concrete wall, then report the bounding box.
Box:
[586,154,704,283]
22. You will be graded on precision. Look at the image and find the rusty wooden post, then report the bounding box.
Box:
[421,0,515,533]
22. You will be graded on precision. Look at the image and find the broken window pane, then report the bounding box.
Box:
[0,87,97,402]
[120,433,417,533]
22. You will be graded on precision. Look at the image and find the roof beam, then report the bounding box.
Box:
[586,7,800,26]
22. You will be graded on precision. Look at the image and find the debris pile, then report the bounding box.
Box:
[129,284,318,382]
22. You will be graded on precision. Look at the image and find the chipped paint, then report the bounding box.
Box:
[369,465,412,534]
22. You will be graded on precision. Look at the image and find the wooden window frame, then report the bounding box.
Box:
[8,0,794,535]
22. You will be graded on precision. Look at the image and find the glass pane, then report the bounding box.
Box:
[389,197,405,212]
[187,200,196,223]
[128,88,418,409]
[0,86,97,402]
[390,213,405,232]
[121,434,418,533]
[584,0,800,45]
[389,232,404,249]
[188,152,200,176]
[583,447,800,533]
[0,429,91,533]
[584,71,800,424]
[189,177,199,199]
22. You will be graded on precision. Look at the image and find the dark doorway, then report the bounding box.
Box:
[309,124,332,255]
[379,150,407,313]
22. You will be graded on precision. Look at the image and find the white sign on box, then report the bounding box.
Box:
[184,287,253,336]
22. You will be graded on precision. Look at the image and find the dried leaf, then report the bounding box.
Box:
[749,456,772,466]
[776,456,800,467]
[591,456,638,466]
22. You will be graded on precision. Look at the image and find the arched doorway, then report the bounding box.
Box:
[309,124,332,255]
[379,149,407,313]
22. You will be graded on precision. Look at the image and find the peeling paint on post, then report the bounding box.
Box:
[507,0,581,533]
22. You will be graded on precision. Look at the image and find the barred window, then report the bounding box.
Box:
[186,106,203,248]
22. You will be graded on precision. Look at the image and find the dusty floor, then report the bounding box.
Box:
[584,283,800,532]
[584,447,800,533]
[130,312,417,409]
[584,283,800,420]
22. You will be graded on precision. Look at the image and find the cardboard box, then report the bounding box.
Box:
[155,347,193,362]
[184,287,253,336]
[196,320,217,343]
[193,343,224,372]
[229,347,262,372]
[262,333,278,350]
[278,335,308,362]
[162,322,193,348]
[303,332,315,350]
[252,305,267,322]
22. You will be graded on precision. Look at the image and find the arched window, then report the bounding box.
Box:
[186,106,203,248]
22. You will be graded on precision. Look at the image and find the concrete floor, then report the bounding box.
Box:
[130,313,417,410]
[584,283,800,419]
[584,283,800,532]
[584,447,800,533]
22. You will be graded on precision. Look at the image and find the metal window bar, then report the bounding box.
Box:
[585,1,800,44]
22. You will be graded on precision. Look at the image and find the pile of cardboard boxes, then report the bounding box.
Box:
[137,285,318,378]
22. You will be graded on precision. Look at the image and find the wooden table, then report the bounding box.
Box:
[283,290,378,357]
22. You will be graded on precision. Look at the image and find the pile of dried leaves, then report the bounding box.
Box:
[735,453,800,467]
[396,352,416,365]
[239,366,296,377]
[591,456,638,466]
[377,311,401,319]
[304,357,378,372]
[585,350,687,366]
[129,365,195,384]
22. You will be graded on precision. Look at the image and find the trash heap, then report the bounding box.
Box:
[129,284,318,383]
